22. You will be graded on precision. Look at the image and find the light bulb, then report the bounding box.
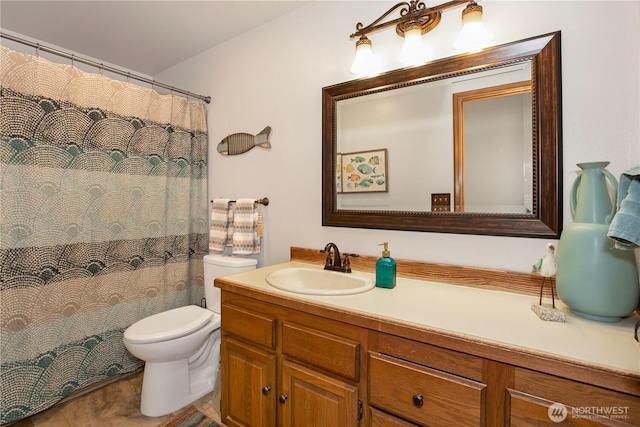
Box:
[350,36,378,77]
[397,24,427,66]
[453,1,493,53]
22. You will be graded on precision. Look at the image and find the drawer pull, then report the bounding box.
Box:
[412,394,424,407]
[262,386,271,395]
[279,394,288,404]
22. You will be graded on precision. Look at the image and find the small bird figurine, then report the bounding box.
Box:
[532,243,558,307]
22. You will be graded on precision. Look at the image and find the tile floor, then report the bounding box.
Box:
[10,371,223,427]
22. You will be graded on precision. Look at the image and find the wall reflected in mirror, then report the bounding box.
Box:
[336,63,532,214]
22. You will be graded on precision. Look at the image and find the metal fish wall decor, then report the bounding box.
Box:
[217,126,271,155]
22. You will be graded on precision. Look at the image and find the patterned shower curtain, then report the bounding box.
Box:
[0,46,209,424]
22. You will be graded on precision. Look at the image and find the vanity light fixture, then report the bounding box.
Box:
[350,0,492,75]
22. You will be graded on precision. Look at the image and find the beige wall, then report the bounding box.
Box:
[134,2,640,272]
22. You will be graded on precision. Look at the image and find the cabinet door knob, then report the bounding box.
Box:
[412,394,424,407]
[262,386,271,395]
[279,394,288,404]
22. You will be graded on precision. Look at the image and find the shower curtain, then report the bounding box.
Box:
[0,46,209,424]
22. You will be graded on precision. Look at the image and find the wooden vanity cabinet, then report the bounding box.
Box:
[220,293,363,427]
[367,332,640,427]
[219,285,640,427]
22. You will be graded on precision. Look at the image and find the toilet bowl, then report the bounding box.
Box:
[123,254,257,417]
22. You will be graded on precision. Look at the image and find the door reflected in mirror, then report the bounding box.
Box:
[453,79,532,213]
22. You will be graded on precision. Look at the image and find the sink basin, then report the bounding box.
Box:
[265,267,374,296]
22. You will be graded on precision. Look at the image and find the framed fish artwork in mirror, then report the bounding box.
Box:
[341,149,388,193]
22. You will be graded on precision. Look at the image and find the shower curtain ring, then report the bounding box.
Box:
[35,43,40,57]
[70,53,74,67]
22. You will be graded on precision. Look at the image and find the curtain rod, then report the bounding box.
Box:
[1,31,211,104]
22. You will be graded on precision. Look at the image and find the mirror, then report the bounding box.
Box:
[322,32,562,238]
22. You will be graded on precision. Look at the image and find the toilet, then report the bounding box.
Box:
[123,254,257,417]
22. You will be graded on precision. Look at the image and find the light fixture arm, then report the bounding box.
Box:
[350,0,468,39]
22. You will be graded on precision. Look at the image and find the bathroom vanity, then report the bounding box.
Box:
[216,248,640,427]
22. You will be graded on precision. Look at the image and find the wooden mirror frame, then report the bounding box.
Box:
[322,32,562,238]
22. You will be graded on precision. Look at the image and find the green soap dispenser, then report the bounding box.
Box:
[376,242,396,289]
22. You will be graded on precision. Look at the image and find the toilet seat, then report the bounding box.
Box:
[124,305,213,344]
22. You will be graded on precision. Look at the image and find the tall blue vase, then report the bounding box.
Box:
[555,162,640,322]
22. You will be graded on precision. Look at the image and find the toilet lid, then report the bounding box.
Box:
[124,305,213,344]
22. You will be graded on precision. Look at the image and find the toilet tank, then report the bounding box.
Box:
[203,254,257,313]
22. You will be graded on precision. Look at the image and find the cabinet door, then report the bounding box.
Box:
[221,337,276,427]
[280,359,359,427]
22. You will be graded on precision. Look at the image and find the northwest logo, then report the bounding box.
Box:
[548,403,568,423]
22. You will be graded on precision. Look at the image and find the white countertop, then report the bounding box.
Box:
[218,261,640,377]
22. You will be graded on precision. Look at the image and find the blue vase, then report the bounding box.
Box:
[556,162,640,322]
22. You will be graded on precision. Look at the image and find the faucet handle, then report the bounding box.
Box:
[341,253,356,273]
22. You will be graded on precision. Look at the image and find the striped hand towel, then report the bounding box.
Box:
[209,198,232,252]
[232,198,260,255]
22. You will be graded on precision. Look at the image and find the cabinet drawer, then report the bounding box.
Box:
[369,352,485,426]
[222,303,276,349]
[511,368,640,426]
[282,321,360,381]
[506,389,637,427]
[375,332,483,382]
[371,407,421,427]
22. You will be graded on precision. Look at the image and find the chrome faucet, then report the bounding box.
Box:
[320,242,354,273]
